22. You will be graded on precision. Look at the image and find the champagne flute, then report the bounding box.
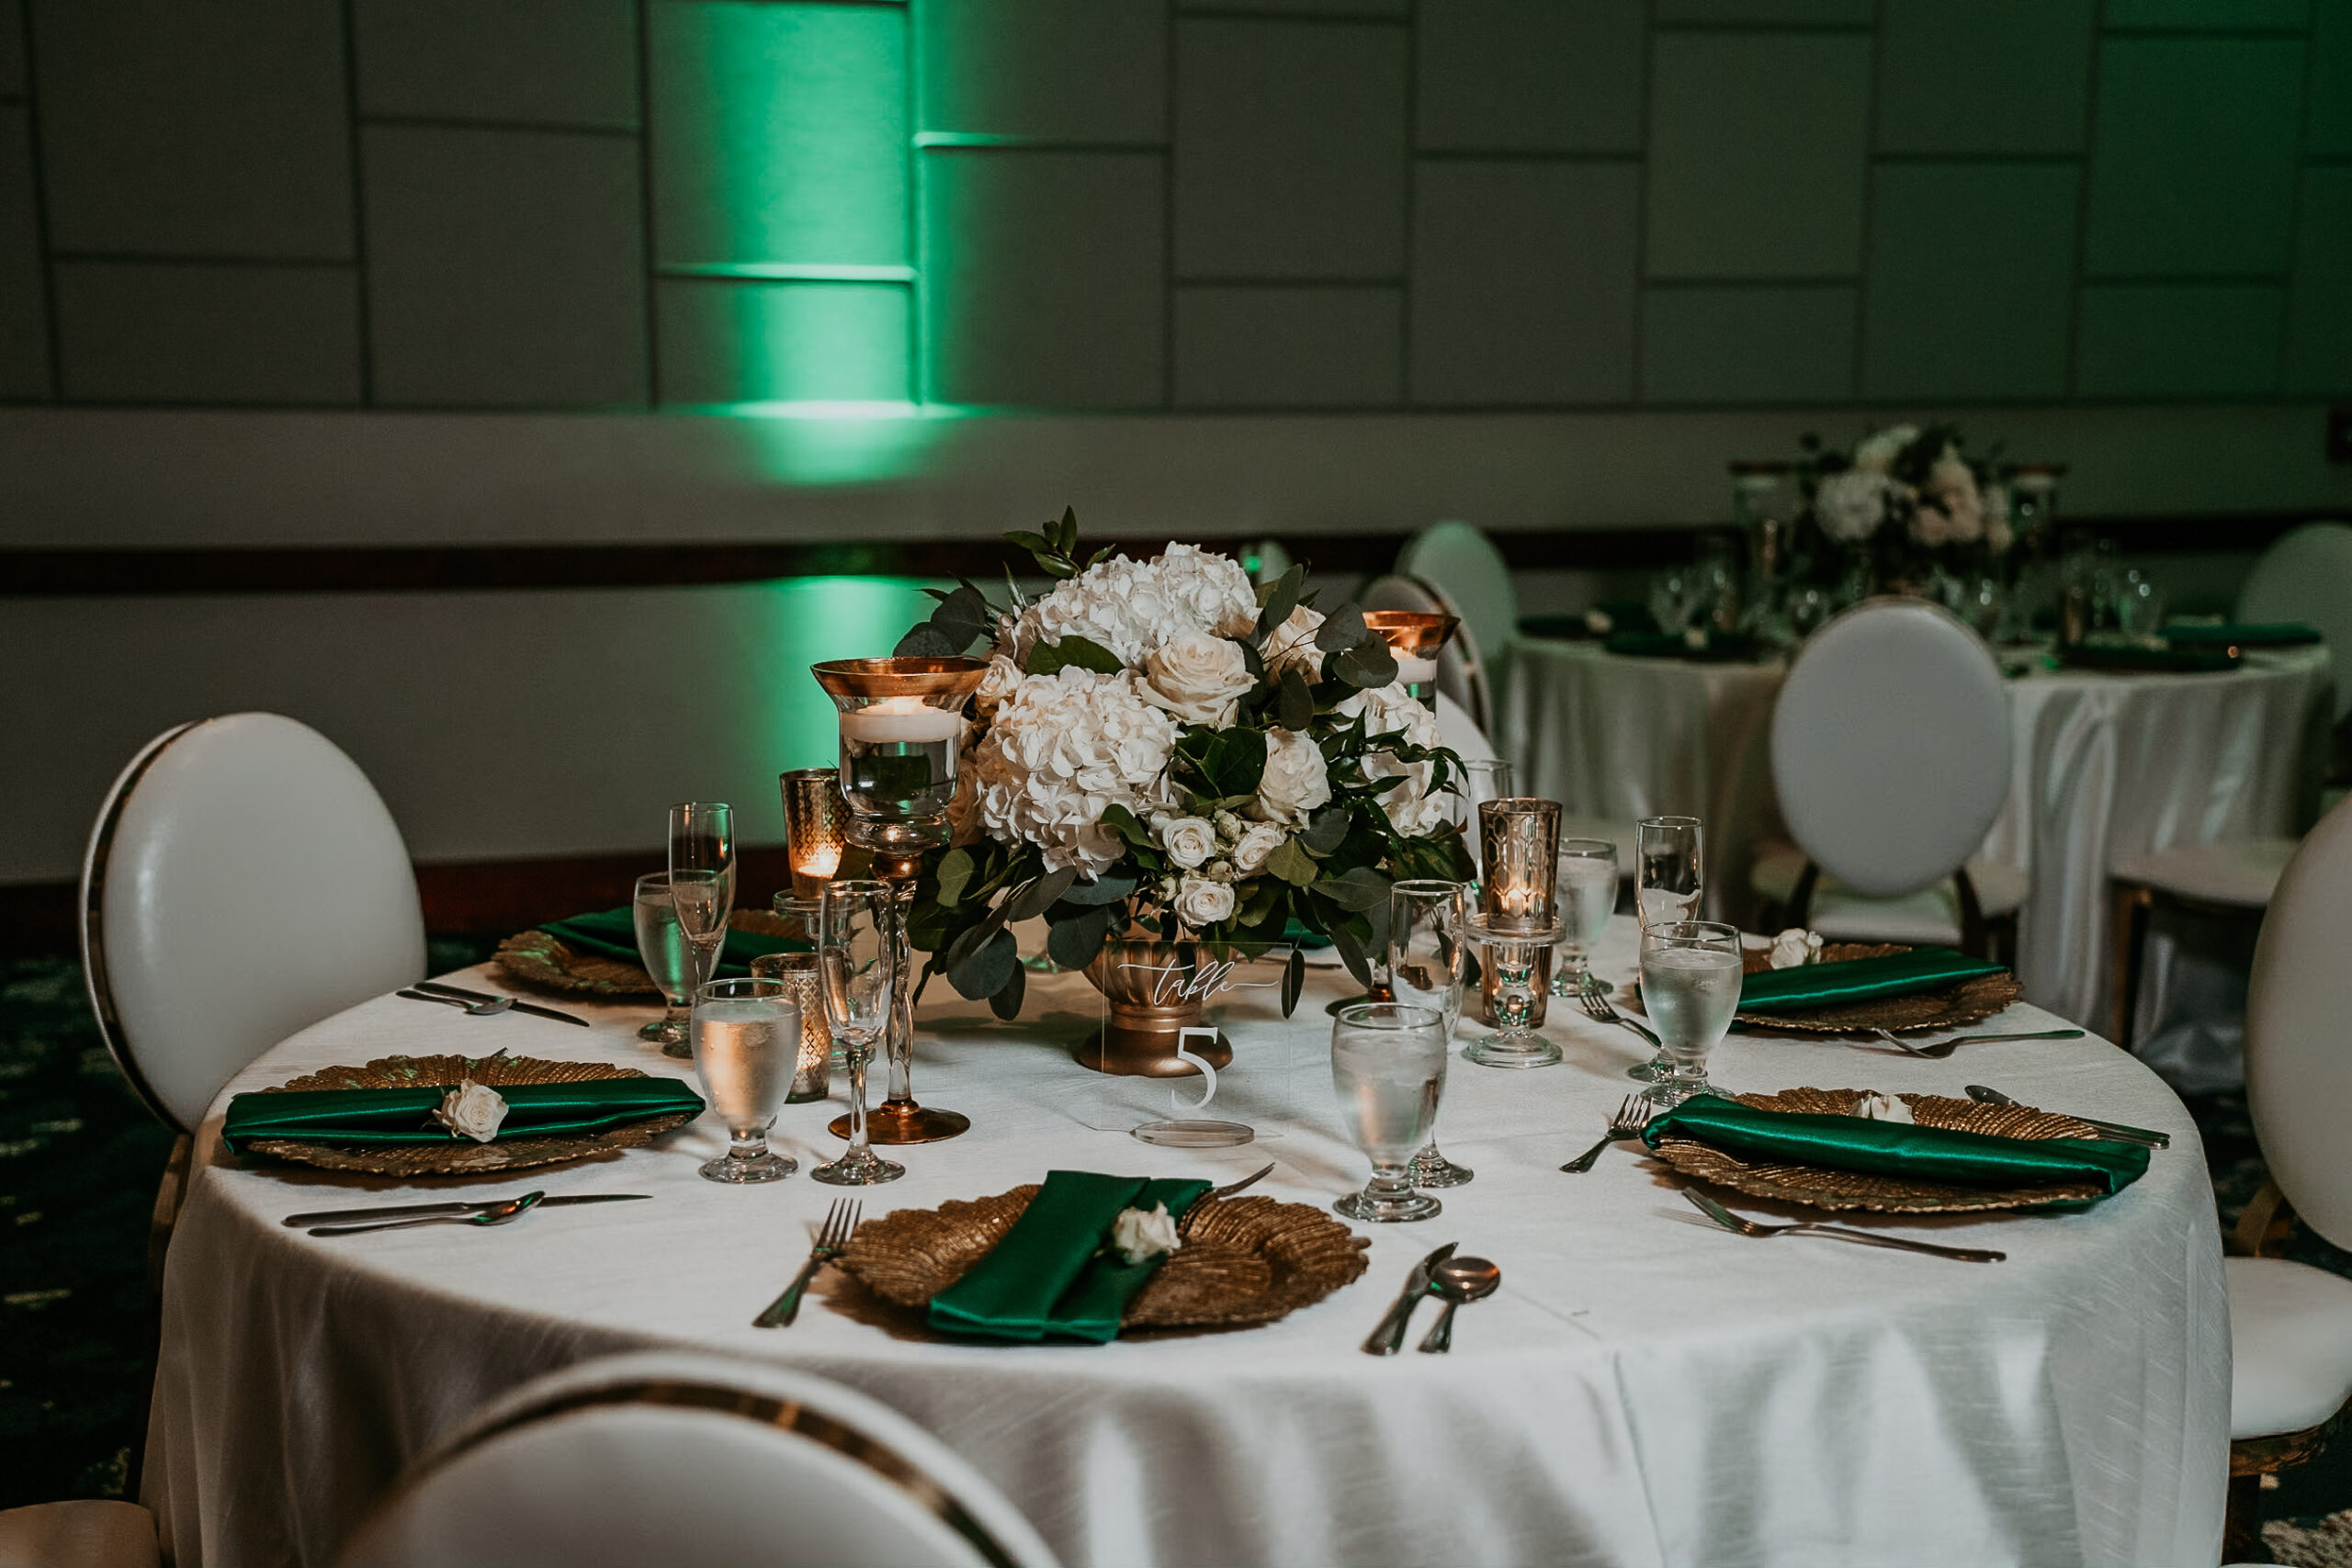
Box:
[1548,839,1620,998]
[632,872,695,1056]
[668,802,735,995]
[1637,920,1743,1108]
[1389,880,1472,1190]
[689,976,797,1183]
[811,879,904,1186]
[1330,1002,1448,1223]
[1627,815,1702,1082]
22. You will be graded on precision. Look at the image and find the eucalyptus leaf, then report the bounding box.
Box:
[1301,806,1351,855]
[894,622,960,658]
[1330,642,1397,689]
[949,927,1020,1001]
[934,846,975,908]
[988,954,1026,1020]
[1315,864,1392,913]
[1281,945,1305,1018]
[1003,864,1078,922]
[1329,922,1373,990]
[1313,603,1372,651]
[1277,668,1313,731]
[1059,872,1138,907]
[1047,903,1114,970]
[1025,635,1125,677]
[1254,563,1306,640]
[1264,835,1319,887]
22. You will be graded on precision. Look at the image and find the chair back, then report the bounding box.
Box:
[2236,519,2352,720]
[1396,521,1516,671]
[1770,600,2011,897]
[2245,793,2352,1249]
[334,1351,1060,1568]
[1361,572,1491,733]
[81,714,425,1134]
[1432,691,1498,765]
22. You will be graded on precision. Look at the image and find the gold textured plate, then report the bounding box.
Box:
[842,1187,1371,1334]
[492,909,803,998]
[1732,943,2023,1034]
[243,1053,693,1177]
[1649,1087,2109,1213]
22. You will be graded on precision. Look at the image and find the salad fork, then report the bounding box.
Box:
[1682,1190,2005,1262]
[1871,1027,2084,1060]
[755,1199,861,1328]
[1561,1096,1651,1173]
[1578,971,1661,1046]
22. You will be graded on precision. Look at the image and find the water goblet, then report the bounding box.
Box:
[688,976,797,1184]
[1548,839,1620,998]
[668,801,736,994]
[1637,920,1744,1108]
[631,872,695,1055]
[811,879,904,1187]
[1330,1002,1448,1223]
[1389,879,1471,1188]
[1627,815,1702,1082]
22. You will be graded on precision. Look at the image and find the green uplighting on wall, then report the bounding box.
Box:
[756,575,955,770]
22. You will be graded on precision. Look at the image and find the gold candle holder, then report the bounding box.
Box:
[1477,797,1561,1031]
[1361,611,1459,701]
[749,949,832,1102]
[779,767,848,900]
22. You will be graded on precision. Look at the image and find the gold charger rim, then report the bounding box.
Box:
[1732,942,2023,1034]
[1648,1086,2109,1213]
[492,908,804,998]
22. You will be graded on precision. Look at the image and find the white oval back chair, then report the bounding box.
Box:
[2220,792,2352,1561]
[334,1351,1060,1568]
[1396,521,1517,679]
[2236,519,2352,722]
[1752,600,2023,956]
[1362,572,1493,735]
[82,714,425,1136]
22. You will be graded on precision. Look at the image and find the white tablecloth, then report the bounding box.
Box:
[145,922,2227,1568]
[1502,639,2334,1031]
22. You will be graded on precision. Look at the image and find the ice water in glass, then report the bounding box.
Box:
[690,977,797,1183]
[1330,1003,1448,1223]
[632,872,696,1054]
[1638,921,1743,1107]
[1549,840,1619,997]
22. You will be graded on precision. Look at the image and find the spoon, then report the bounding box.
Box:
[398,988,514,1017]
[310,1191,545,1236]
[1415,1257,1501,1354]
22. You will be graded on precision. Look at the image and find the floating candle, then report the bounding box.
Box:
[838,695,961,743]
[1396,655,1438,686]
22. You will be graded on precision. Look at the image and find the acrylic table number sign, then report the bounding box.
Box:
[1063,948,1302,1145]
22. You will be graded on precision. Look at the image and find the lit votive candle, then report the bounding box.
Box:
[1396,654,1439,687]
[839,695,961,744]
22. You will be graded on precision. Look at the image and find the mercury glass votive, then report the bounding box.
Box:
[809,657,989,861]
[750,950,833,1102]
[779,767,848,900]
[1360,611,1460,704]
[1477,797,1563,929]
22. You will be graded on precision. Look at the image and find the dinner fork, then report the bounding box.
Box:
[1578,971,1661,1046]
[754,1199,861,1328]
[1870,1027,2085,1060]
[1561,1096,1651,1173]
[398,988,514,1017]
[1681,1190,2005,1262]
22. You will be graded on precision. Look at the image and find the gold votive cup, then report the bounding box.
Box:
[779,767,848,900]
[1476,797,1562,926]
[750,947,832,1102]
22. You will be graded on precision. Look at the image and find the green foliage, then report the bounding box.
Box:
[1023,634,1125,678]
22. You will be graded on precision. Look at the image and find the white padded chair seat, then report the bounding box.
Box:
[1752,844,2028,946]
[2112,839,2299,908]
[0,1500,161,1568]
[2227,1255,2352,1440]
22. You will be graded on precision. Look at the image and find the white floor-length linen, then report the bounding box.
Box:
[145,920,2226,1568]
[1505,638,2333,1029]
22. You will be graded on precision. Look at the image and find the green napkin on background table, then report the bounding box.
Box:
[2057,643,2240,674]
[2158,621,2322,648]
[1642,1093,2149,1198]
[1736,947,2007,1015]
[1604,631,1762,663]
[542,908,811,980]
[221,1077,706,1156]
[928,1170,1214,1344]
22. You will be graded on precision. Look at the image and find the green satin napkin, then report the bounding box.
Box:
[1736,947,2007,1015]
[1520,602,1660,641]
[1642,1092,2149,1197]
[2159,621,2323,648]
[221,1077,707,1156]
[1605,630,1762,663]
[542,908,812,980]
[2059,643,2239,674]
[928,1170,1215,1344]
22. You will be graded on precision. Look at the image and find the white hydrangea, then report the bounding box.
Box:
[969,668,1180,871]
[1006,543,1257,669]
[1336,683,1450,837]
[1815,469,1889,544]
[1851,424,1919,476]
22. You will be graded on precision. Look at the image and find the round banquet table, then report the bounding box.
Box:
[145,919,2225,1568]
[1500,637,2334,1030]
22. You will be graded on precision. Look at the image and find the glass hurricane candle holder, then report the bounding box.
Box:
[1462,912,1565,1069]
[810,657,989,863]
[778,767,847,901]
[1477,797,1563,928]
[1360,611,1459,704]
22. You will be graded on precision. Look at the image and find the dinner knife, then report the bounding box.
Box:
[281,1194,650,1227]
[1963,1085,2171,1149]
[1363,1242,1458,1357]
[411,980,592,1028]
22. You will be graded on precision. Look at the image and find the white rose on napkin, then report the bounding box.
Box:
[1852,1091,1915,1124]
[1111,1202,1182,1265]
[1768,928,1825,969]
[433,1080,509,1144]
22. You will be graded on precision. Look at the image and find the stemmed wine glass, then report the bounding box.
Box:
[688,976,797,1183]
[1637,920,1744,1107]
[1548,839,1621,998]
[668,802,736,1002]
[812,879,904,1187]
[1389,880,1472,1189]
[1329,1002,1449,1223]
[632,872,696,1055]
[1627,815,1702,1083]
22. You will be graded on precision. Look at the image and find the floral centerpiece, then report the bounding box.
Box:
[888,511,1471,1052]
[1792,423,2014,595]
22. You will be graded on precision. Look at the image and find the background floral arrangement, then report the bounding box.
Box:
[1792,423,2012,589]
[892,511,1471,1019]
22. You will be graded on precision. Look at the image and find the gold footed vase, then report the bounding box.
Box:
[1077,939,1235,1077]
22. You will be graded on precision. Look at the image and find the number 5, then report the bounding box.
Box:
[1175,1027,1220,1111]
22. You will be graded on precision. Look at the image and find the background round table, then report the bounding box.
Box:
[147,919,2224,1568]
[1501,637,2334,1030]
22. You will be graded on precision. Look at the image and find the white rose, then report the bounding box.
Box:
[1768,928,1823,969]
[972,653,1023,716]
[1583,607,1614,636]
[1160,815,1217,868]
[1139,633,1256,728]
[1261,605,1326,682]
[433,1080,509,1144]
[1925,454,1984,544]
[1251,728,1331,825]
[1335,682,1439,749]
[1110,1202,1182,1264]
[1815,469,1887,543]
[1173,875,1236,930]
[1368,754,1452,837]
[1853,1090,1915,1124]
[1229,821,1286,874]
[1910,498,1953,548]
[1852,424,1920,475]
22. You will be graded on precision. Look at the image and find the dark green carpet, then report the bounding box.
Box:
[3,948,2348,1547]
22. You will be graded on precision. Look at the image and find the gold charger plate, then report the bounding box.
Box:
[1732,942,2022,1034]
[493,909,803,998]
[842,1186,1371,1334]
[1649,1087,2109,1213]
[243,1052,693,1177]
